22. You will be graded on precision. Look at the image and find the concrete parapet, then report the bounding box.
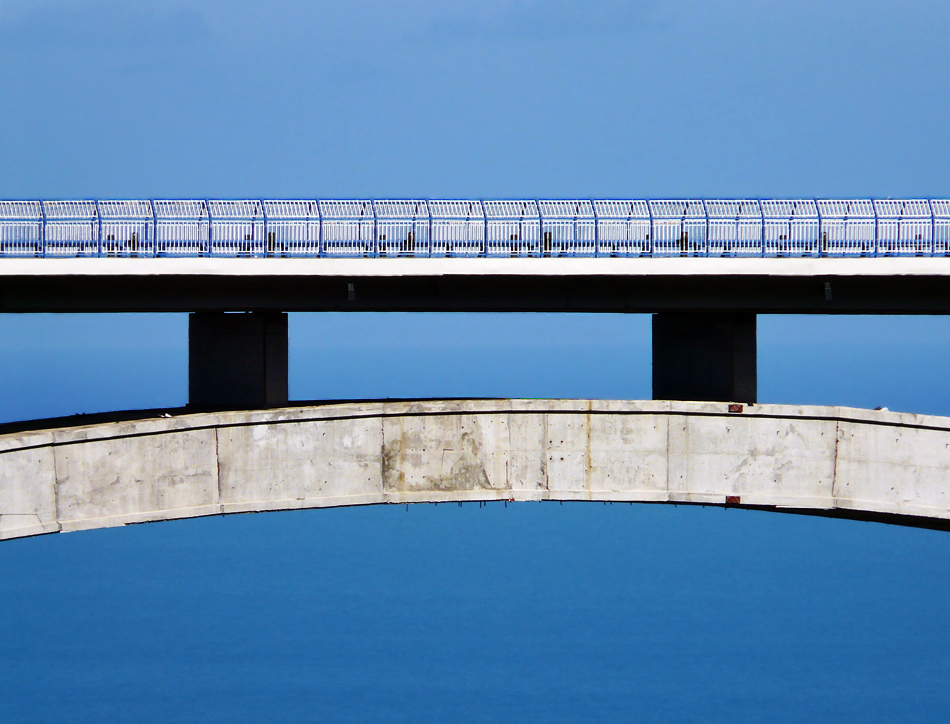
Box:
[2,400,950,540]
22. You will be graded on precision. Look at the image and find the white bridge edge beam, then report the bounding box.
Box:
[4,257,950,277]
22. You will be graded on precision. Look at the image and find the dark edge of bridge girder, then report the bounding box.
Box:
[5,274,950,313]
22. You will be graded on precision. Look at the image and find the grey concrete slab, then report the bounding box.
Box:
[1,400,949,540]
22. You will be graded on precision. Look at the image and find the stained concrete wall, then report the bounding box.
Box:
[2,400,950,540]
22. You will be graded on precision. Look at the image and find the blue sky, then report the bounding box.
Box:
[0,0,947,200]
[2,1,950,720]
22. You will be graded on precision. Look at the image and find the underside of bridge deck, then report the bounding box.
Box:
[4,273,950,313]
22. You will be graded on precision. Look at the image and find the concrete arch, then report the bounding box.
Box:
[2,400,950,541]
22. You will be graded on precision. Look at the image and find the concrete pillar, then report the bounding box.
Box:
[189,312,288,409]
[652,312,756,403]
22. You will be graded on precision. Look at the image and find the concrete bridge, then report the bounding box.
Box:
[4,198,950,537]
[6,196,950,406]
[3,399,950,541]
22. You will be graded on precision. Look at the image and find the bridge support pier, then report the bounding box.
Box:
[189,312,288,409]
[652,312,757,403]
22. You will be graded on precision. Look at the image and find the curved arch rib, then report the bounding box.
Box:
[2,400,950,540]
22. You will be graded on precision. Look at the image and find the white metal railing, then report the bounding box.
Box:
[873,199,932,256]
[3,198,950,258]
[429,200,485,257]
[817,199,876,257]
[208,200,265,257]
[153,200,209,256]
[762,199,819,257]
[98,200,154,257]
[539,200,596,257]
[933,199,950,256]
[484,200,541,257]
[648,200,707,256]
[0,201,44,257]
[262,200,320,256]
[593,200,651,256]
[374,200,430,257]
[42,200,99,257]
[705,200,763,258]
[319,200,375,257]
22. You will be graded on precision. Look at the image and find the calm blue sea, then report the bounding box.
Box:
[2,313,950,720]
[1,503,948,722]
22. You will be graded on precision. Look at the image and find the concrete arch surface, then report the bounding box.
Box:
[2,399,950,541]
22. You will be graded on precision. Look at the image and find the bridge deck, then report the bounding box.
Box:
[3,257,950,313]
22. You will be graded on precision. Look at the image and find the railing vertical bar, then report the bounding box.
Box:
[598,203,604,255]
[40,200,47,258]
[648,202,654,258]
[261,201,269,258]
[930,199,937,257]
[873,199,879,258]
[94,200,102,258]
[316,200,323,258]
[372,202,378,259]
[427,200,433,258]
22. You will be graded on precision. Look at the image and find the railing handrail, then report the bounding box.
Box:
[0,198,946,258]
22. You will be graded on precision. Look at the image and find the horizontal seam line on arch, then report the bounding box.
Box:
[1,408,945,454]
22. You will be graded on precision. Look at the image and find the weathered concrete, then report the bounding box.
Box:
[653,313,757,403]
[2,399,950,541]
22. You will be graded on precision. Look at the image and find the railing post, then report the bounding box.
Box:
[315,200,322,258]
[204,200,211,258]
[146,200,155,257]
[930,199,937,257]
[480,200,487,258]
[648,202,654,258]
[261,200,269,258]
[593,201,600,258]
[39,200,47,258]
[873,199,879,258]
[94,199,102,258]
[372,202,378,259]
[704,201,710,257]
[427,200,433,258]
